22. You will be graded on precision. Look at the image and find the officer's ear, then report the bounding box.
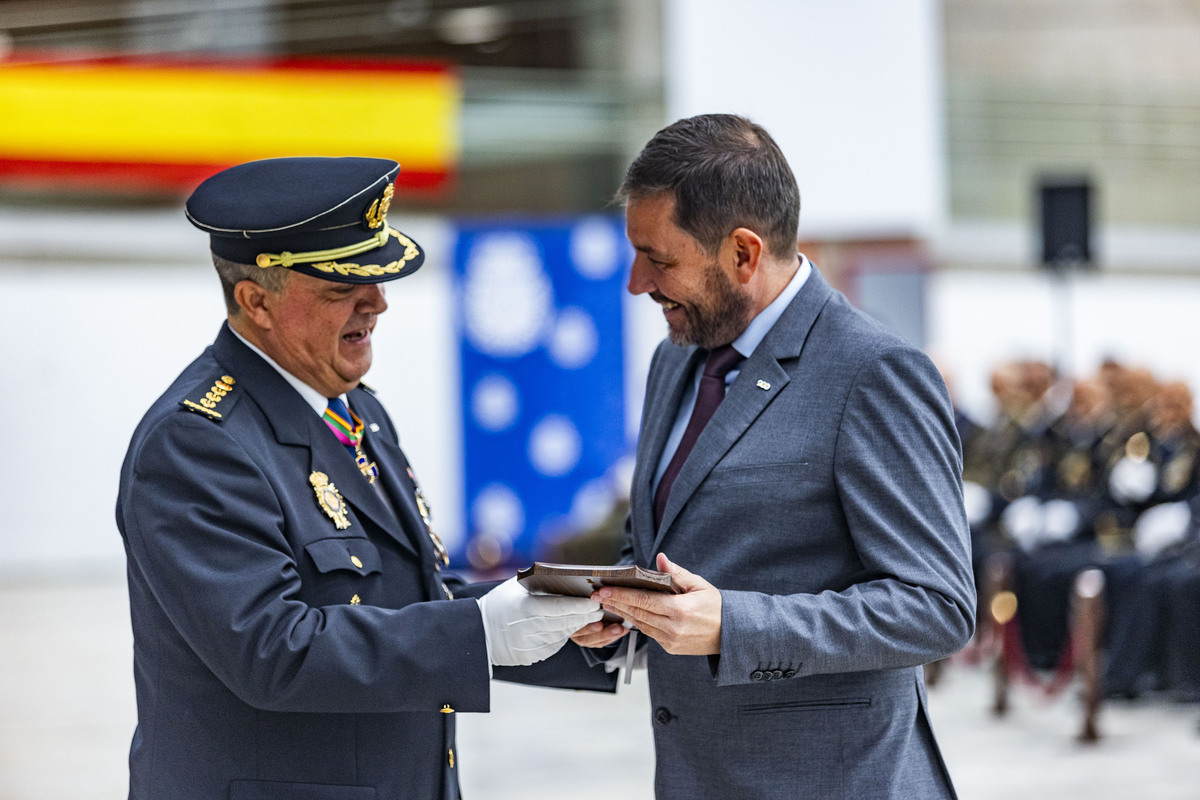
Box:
[233,278,276,330]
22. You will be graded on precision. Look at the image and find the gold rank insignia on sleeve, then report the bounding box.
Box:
[310,471,351,530]
[180,374,240,421]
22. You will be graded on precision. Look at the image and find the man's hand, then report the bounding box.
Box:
[570,619,632,649]
[590,553,722,655]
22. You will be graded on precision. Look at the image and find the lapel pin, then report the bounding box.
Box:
[756,380,771,391]
[368,423,380,432]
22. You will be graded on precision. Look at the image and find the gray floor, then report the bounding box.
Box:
[2,569,1198,799]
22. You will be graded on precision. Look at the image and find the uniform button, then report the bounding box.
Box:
[350,594,361,605]
[784,670,796,678]
[772,670,784,680]
[762,671,773,681]
[350,555,363,569]
[751,670,764,681]
[654,707,673,724]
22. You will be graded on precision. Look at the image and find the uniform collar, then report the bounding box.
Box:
[228,325,347,414]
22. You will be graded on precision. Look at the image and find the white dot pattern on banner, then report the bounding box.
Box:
[470,483,525,541]
[547,306,598,369]
[528,415,582,477]
[471,373,520,431]
[570,217,622,280]
[569,476,617,529]
[463,232,554,357]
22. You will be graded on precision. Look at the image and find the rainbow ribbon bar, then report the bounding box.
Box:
[323,404,364,448]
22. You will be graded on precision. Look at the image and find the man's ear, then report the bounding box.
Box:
[728,227,765,284]
[233,279,274,330]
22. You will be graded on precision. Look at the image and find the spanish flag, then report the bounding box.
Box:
[0,54,459,194]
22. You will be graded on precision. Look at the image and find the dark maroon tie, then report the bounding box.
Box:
[654,344,744,529]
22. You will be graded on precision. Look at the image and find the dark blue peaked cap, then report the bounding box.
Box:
[185,156,425,284]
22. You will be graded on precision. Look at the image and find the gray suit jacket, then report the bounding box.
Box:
[628,266,975,800]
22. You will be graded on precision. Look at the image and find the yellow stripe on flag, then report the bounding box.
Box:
[0,59,459,173]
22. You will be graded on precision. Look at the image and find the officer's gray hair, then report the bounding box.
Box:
[212,254,290,316]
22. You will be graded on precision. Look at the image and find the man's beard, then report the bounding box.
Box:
[667,262,754,350]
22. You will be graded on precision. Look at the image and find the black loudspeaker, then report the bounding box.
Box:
[1039,179,1092,268]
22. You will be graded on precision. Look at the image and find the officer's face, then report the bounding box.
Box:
[258,272,389,397]
[625,193,753,349]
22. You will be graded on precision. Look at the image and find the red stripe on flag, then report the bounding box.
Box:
[0,159,451,196]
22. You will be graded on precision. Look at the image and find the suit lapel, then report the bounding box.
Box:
[649,266,836,554]
[633,346,705,546]
[651,356,790,554]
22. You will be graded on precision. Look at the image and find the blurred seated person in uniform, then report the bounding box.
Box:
[1103,380,1200,698]
[998,371,1117,670]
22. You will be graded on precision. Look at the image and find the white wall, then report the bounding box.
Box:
[663,0,945,239]
[7,212,1199,576]
[0,215,458,575]
[927,268,1200,425]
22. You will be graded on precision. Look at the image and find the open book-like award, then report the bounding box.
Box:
[516,562,682,624]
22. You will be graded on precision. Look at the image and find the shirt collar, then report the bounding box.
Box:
[228,325,344,415]
[731,255,812,358]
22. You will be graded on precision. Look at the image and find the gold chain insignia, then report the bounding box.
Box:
[255,228,391,269]
[182,375,237,419]
[407,466,450,567]
[308,231,422,277]
[310,471,351,530]
[365,183,395,230]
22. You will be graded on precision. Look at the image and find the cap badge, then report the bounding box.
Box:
[365,182,395,230]
[310,471,351,530]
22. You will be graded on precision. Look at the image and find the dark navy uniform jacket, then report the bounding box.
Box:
[116,323,614,800]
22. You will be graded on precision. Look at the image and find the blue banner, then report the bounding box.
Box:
[453,216,630,568]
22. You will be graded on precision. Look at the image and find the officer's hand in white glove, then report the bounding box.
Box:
[477,577,603,667]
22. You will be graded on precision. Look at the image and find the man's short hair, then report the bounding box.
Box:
[618,114,801,261]
[212,254,289,315]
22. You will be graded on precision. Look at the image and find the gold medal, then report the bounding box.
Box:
[353,443,379,484]
[310,471,351,530]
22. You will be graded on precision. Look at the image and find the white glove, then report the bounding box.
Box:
[1002,495,1044,552]
[1109,456,1157,503]
[1042,499,1081,543]
[1134,501,1191,559]
[962,480,993,527]
[477,577,603,667]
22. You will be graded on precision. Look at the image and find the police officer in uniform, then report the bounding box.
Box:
[116,157,614,800]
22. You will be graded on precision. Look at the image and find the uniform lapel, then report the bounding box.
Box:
[351,398,437,561]
[306,413,419,557]
[211,325,418,556]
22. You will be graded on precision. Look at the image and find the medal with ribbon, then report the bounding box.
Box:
[324,399,379,484]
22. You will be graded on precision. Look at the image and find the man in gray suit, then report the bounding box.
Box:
[573,114,976,799]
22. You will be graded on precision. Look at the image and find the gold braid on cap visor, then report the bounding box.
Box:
[255,227,421,278]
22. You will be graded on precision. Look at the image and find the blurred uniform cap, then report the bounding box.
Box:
[186,156,424,284]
